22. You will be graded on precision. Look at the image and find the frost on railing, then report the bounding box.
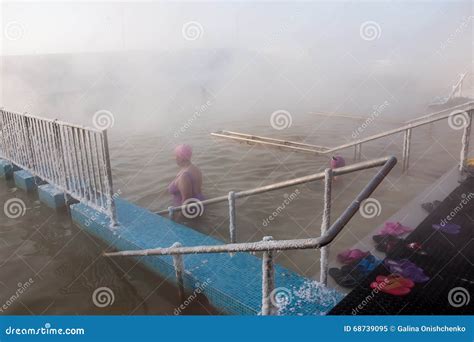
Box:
[0,109,117,225]
[275,280,345,316]
[105,156,398,315]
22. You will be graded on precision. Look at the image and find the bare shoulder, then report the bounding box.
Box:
[189,164,202,178]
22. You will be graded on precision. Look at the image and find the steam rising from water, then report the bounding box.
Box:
[1,1,472,133]
[0,2,472,302]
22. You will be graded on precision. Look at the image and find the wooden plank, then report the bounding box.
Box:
[211,131,329,155]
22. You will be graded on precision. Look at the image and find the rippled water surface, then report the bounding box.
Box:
[2,112,464,314]
[0,53,469,315]
[109,115,464,275]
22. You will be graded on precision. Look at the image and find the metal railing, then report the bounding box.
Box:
[109,156,397,315]
[212,102,474,173]
[327,102,473,172]
[405,100,472,125]
[156,156,392,245]
[0,109,118,226]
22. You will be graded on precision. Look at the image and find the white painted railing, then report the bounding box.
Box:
[212,102,474,173]
[108,156,397,315]
[0,109,118,225]
[326,102,473,172]
[156,157,392,254]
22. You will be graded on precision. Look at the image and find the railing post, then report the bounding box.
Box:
[405,128,412,173]
[460,110,472,173]
[402,128,411,173]
[168,206,175,220]
[22,116,36,171]
[172,242,185,302]
[0,107,7,158]
[353,144,362,162]
[261,236,275,316]
[101,129,118,227]
[228,191,236,243]
[402,129,407,171]
[320,168,333,286]
[53,122,69,203]
[0,109,6,159]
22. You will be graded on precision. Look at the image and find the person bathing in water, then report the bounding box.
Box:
[330,155,345,169]
[330,155,346,181]
[168,144,205,208]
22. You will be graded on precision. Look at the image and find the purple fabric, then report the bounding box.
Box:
[432,223,461,235]
[168,171,204,206]
[384,259,429,283]
[380,222,413,236]
[337,249,370,264]
[174,144,193,161]
[330,156,346,169]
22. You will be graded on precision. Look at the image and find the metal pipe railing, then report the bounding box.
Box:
[108,156,397,257]
[0,109,118,226]
[105,156,397,315]
[320,168,333,286]
[404,100,473,124]
[171,242,185,302]
[460,111,472,172]
[261,236,276,316]
[318,104,473,173]
[157,158,400,252]
[156,156,391,215]
[157,157,394,247]
[325,104,473,154]
[212,102,473,174]
[228,191,237,244]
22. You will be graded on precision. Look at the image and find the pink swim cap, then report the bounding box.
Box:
[330,156,346,169]
[174,144,193,161]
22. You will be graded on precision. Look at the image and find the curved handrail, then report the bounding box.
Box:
[156,156,394,215]
[405,100,473,124]
[326,101,474,153]
[106,156,397,315]
[210,101,474,156]
[109,156,397,257]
